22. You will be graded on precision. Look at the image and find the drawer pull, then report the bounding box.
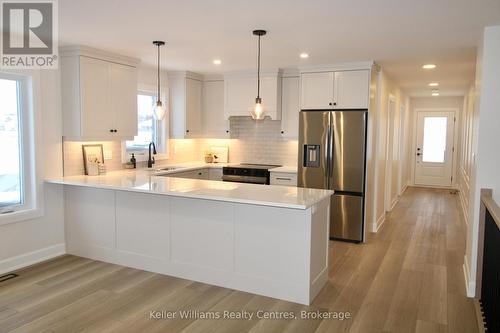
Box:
[276,177,292,181]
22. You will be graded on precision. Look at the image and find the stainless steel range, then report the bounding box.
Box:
[222,164,281,184]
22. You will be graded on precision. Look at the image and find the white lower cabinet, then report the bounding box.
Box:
[270,172,298,186]
[116,192,170,260]
[65,187,115,249]
[63,186,330,305]
[208,168,223,181]
[170,197,234,270]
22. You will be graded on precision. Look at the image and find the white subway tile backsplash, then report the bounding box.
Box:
[63,117,298,176]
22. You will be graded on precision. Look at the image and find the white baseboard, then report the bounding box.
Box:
[370,213,386,233]
[463,255,476,298]
[400,183,408,196]
[0,243,66,275]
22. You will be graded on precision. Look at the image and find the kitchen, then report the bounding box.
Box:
[1,1,500,332]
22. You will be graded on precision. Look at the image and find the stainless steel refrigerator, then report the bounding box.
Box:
[298,110,367,243]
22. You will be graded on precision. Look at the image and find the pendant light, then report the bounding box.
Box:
[152,40,166,120]
[251,29,266,120]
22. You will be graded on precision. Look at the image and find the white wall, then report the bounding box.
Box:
[368,70,409,232]
[0,69,65,274]
[458,87,475,227]
[464,25,500,297]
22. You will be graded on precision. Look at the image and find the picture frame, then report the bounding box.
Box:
[82,144,104,175]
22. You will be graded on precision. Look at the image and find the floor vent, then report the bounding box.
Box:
[0,273,19,283]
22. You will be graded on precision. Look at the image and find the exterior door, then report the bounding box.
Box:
[414,111,456,186]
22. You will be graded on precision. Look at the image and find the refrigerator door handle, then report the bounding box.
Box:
[325,112,332,189]
[329,112,334,180]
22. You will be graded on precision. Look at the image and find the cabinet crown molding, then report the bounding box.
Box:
[60,45,140,67]
[223,68,283,79]
[167,71,203,81]
[299,61,374,73]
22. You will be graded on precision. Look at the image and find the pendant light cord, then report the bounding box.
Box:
[257,35,261,99]
[157,44,161,102]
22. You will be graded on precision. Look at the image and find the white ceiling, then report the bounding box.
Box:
[59,0,500,96]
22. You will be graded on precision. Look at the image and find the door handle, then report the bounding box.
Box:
[416,153,421,156]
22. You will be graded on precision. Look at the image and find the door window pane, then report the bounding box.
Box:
[422,116,447,163]
[0,79,22,208]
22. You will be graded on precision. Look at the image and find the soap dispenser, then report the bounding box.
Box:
[130,153,136,169]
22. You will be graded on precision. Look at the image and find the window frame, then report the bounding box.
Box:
[0,71,43,225]
[122,85,169,163]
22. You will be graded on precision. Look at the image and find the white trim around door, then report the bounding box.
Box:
[411,108,459,188]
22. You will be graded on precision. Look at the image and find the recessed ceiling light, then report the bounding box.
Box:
[432,92,440,96]
[213,59,222,65]
[428,82,439,87]
[300,53,309,59]
[422,64,436,69]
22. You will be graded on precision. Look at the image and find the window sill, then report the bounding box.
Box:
[0,207,44,226]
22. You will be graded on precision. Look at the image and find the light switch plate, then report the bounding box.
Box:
[103,150,112,160]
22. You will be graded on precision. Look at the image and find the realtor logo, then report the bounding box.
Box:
[1,0,58,68]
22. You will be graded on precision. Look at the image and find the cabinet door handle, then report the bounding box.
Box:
[109,129,114,133]
[226,130,229,133]
[328,102,333,106]
[333,102,337,106]
[114,129,118,133]
[186,130,190,133]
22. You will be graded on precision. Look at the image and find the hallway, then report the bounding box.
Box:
[0,188,478,333]
[314,187,478,332]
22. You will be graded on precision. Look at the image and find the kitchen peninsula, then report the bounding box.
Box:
[47,170,333,305]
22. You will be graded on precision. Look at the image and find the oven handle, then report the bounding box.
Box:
[222,175,268,184]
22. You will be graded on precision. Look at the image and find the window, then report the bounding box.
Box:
[0,72,38,221]
[422,116,448,163]
[0,78,22,209]
[126,93,157,150]
[122,90,168,162]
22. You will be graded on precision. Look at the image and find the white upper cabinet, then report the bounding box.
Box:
[300,69,370,110]
[280,76,300,139]
[110,63,138,138]
[169,72,203,139]
[300,72,334,110]
[61,46,139,140]
[333,70,370,109]
[202,79,230,138]
[224,71,282,120]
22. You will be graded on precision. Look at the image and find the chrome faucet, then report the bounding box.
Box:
[148,142,157,168]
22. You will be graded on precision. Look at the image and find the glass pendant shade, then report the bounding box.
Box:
[251,97,265,120]
[153,100,166,120]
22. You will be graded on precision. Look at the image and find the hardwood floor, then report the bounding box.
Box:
[0,187,478,333]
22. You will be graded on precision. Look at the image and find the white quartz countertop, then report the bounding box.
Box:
[270,166,298,173]
[46,169,332,210]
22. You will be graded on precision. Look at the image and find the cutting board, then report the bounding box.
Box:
[211,146,228,163]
